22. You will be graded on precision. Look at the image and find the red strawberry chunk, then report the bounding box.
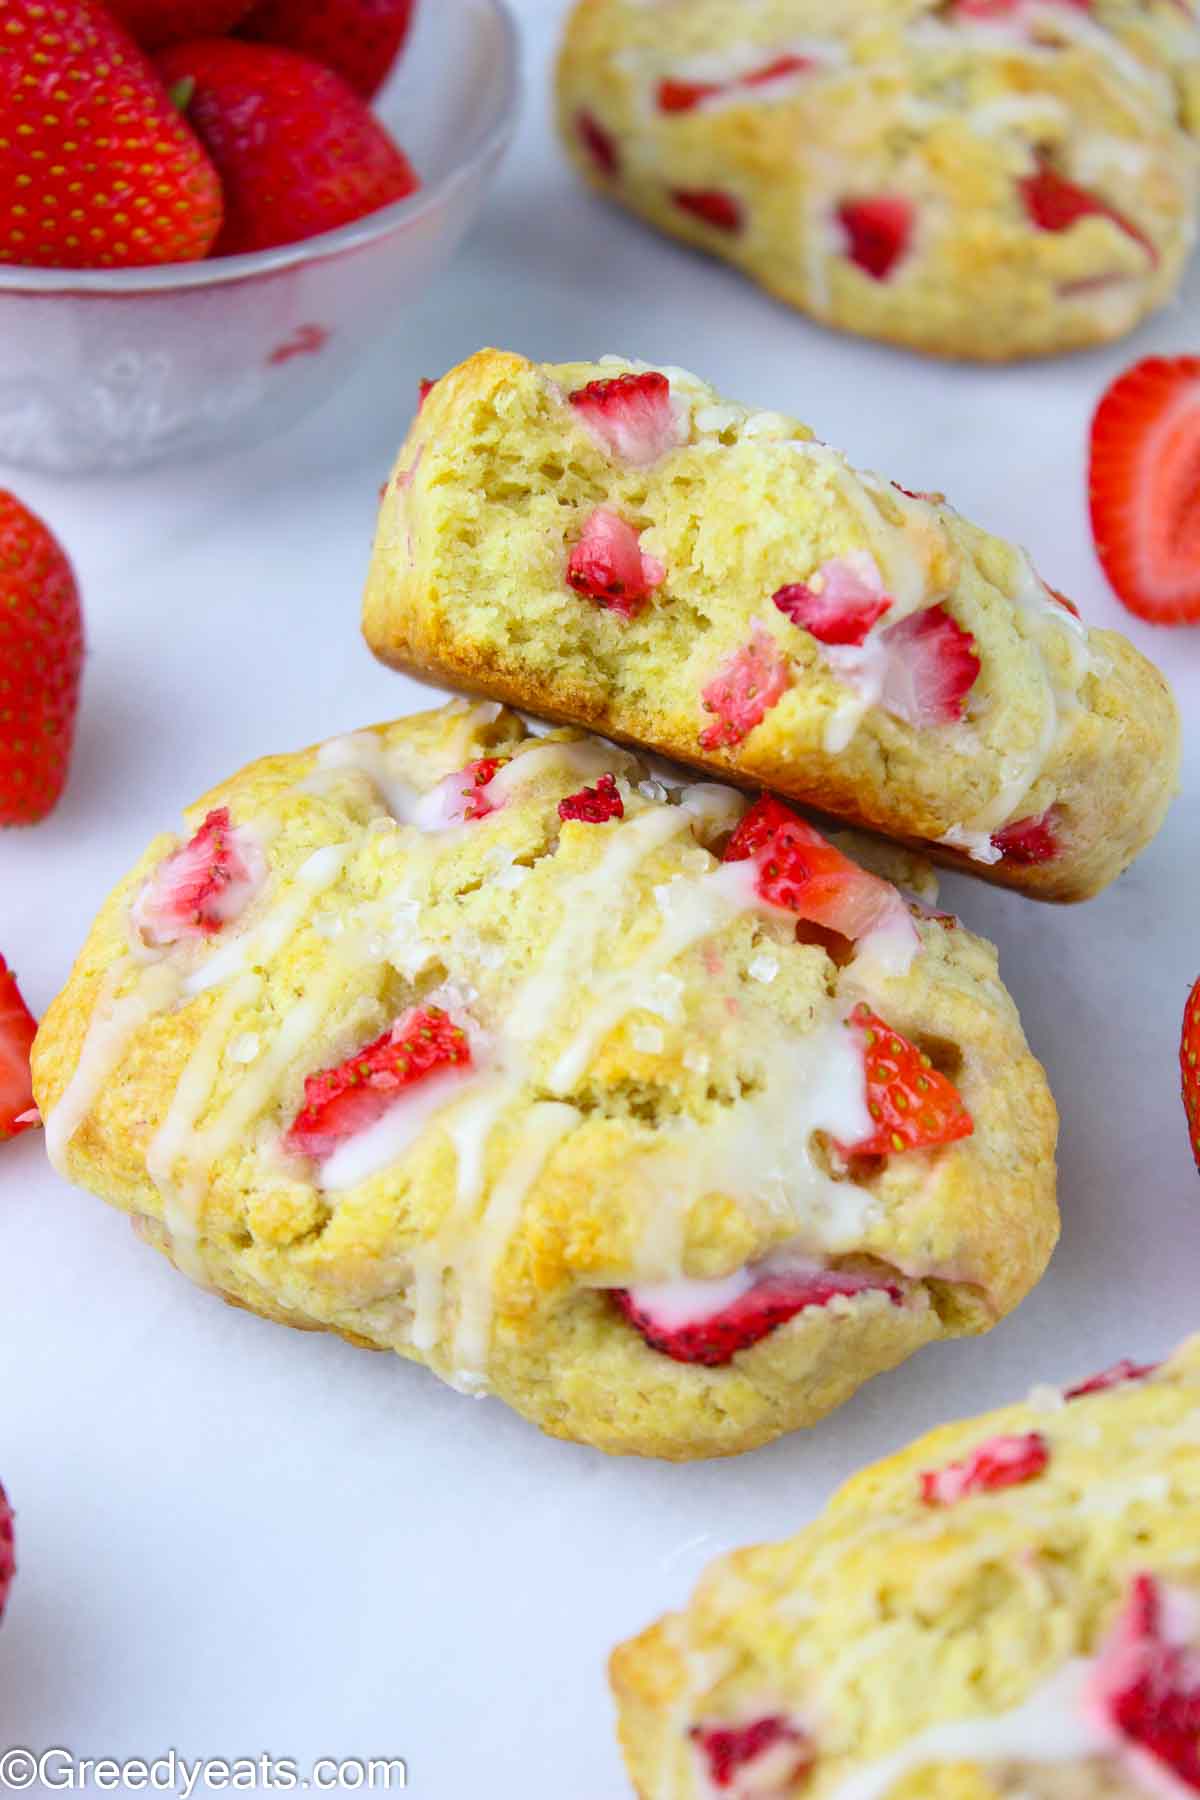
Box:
[559,773,624,823]
[844,1003,973,1157]
[1183,978,1200,1174]
[613,1267,901,1367]
[568,371,685,466]
[773,553,893,646]
[743,52,815,87]
[1044,582,1081,619]
[672,188,744,233]
[699,626,791,750]
[690,1716,814,1791]
[1065,1357,1161,1401]
[0,957,38,1144]
[838,197,914,280]
[658,53,815,113]
[724,796,913,946]
[920,1432,1049,1505]
[567,509,666,619]
[954,0,1089,14]
[417,377,436,410]
[658,77,723,112]
[459,757,507,823]
[1089,1574,1200,1788]
[134,808,265,946]
[879,605,981,728]
[991,809,1061,866]
[0,1481,13,1621]
[577,110,620,178]
[1021,158,1155,262]
[286,1006,471,1160]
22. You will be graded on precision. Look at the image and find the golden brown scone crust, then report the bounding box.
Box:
[32,704,1057,1461]
[362,349,1179,903]
[612,1336,1200,1793]
[555,0,1200,361]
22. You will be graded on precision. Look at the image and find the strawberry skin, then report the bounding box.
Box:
[699,626,791,749]
[0,956,38,1142]
[133,807,265,944]
[991,808,1061,866]
[671,188,743,233]
[1021,157,1154,261]
[1090,1574,1200,1788]
[286,1006,470,1160]
[0,0,222,268]
[838,196,914,280]
[568,372,686,467]
[1183,978,1200,1174]
[774,553,893,646]
[690,1717,813,1791]
[566,508,665,618]
[1064,1357,1160,1401]
[1090,357,1200,625]
[724,796,912,946]
[0,492,83,826]
[845,1004,973,1156]
[239,0,415,100]
[920,1432,1049,1505]
[0,1482,13,1619]
[156,40,419,256]
[612,1268,901,1367]
[558,773,623,823]
[106,0,253,48]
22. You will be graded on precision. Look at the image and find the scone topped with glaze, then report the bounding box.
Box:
[612,1339,1200,1792]
[556,0,1200,361]
[32,702,1056,1460]
[363,349,1179,903]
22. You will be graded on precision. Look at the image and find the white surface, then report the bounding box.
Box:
[2,2,1199,1791]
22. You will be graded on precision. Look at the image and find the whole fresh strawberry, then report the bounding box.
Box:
[1183,977,1200,1173]
[239,0,415,100]
[0,957,38,1142]
[0,493,83,826]
[156,40,420,256]
[0,0,222,268]
[105,0,253,48]
[1090,357,1200,625]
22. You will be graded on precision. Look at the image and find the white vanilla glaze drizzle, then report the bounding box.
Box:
[44,959,180,1172]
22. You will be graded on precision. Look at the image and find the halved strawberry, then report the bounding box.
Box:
[844,1003,973,1156]
[920,1432,1048,1505]
[566,509,665,619]
[724,797,912,946]
[773,553,893,646]
[1183,978,1200,1174]
[1088,1574,1200,1787]
[577,110,619,178]
[991,808,1061,866]
[879,605,980,728]
[286,1006,471,1160]
[838,197,914,280]
[1065,1357,1160,1401]
[568,371,685,466]
[133,808,265,946]
[0,1482,13,1621]
[699,625,791,749]
[1021,157,1155,261]
[689,1717,814,1792]
[0,957,38,1143]
[613,1267,901,1367]
[1089,357,1200,625]
[671,188,743,232]
[559,773,623,823]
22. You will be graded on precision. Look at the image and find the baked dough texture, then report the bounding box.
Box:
[32,702,1057,1461]
[555,0,1200,361]
[611,1336,1200,1794]
[362,349,1179,904]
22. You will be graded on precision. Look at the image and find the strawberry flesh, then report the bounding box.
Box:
[238,0,415,99]
[879,605,981,728]
[838,197,914,280]
[566,509,666,618]
[1021,158,1155,262]
[0,1482,13,1621]
[844,1003,973,1157]
[991,809,1061,865]
[286,1006,471,1160]
[1089,1574,1200,1788]
[0,491,84,825]
[671,188,744,233]
[559,774,624,823]
[699,626,791,749]
[1065,1358,1161,1401]
[658,52,815,113]
[921,1432,1049,1505]
[1183,978,1200,1174]
[689,1716,814,1790]
[724,796,913,947]
[1089,356,1200,625]
[0,957,38,1143]
[134,808,264,945]
[773,553,893,646]
[577,111,620,178]
[568,372,685,466]
[613,1268,901,1367]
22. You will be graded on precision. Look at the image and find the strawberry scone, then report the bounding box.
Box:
[362,351,1179,903]
[555,0,1200,361]
[612,1338,1200,1794]
[32,702,1056,1460]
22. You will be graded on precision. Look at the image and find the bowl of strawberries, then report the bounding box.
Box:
[0,0,519,472]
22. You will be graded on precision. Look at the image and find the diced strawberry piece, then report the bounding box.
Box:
[699,625,791,750]
[459,757,506,823]
[286,1006,471,1160]
[1089,1574,1200,1788]
[558,773,624,823]
[743,52,815,87]
[724,796,914,947]
[417,377,435,410]
[838,197,914,280]
[954,0,1089,14]
[0,956,38,1144]
[568,371,685,466]
[672,188,743,232]
[134,808,265,946]
[773,552,893,646]
[921,1432,1049,1506]
[0,1481,13,1621]
[657,77,722,112]
[1183,978,1200,1174]
[1044,582,1081,618]
[1089,356,1200,625]
[1064,1357,1161,1401]
[577,110,619,178]
[566,509,666,619]
[991,809,1061,866]
[613,1267,901,1367]
[844,1003,973,1157]
[1021,158,1155,261]
[879,605,981,728]
[689,1716,814,1791]
[658,53,814,114]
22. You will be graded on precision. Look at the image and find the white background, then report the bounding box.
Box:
[1,1,1198,1792]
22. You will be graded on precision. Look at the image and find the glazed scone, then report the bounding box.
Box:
[32,702,1057,1461]
[362,350,1180,903]
[556,0,1200,361]
[612,1341,1200,1794]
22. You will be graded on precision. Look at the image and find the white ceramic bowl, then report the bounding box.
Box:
[0,0,520,474]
